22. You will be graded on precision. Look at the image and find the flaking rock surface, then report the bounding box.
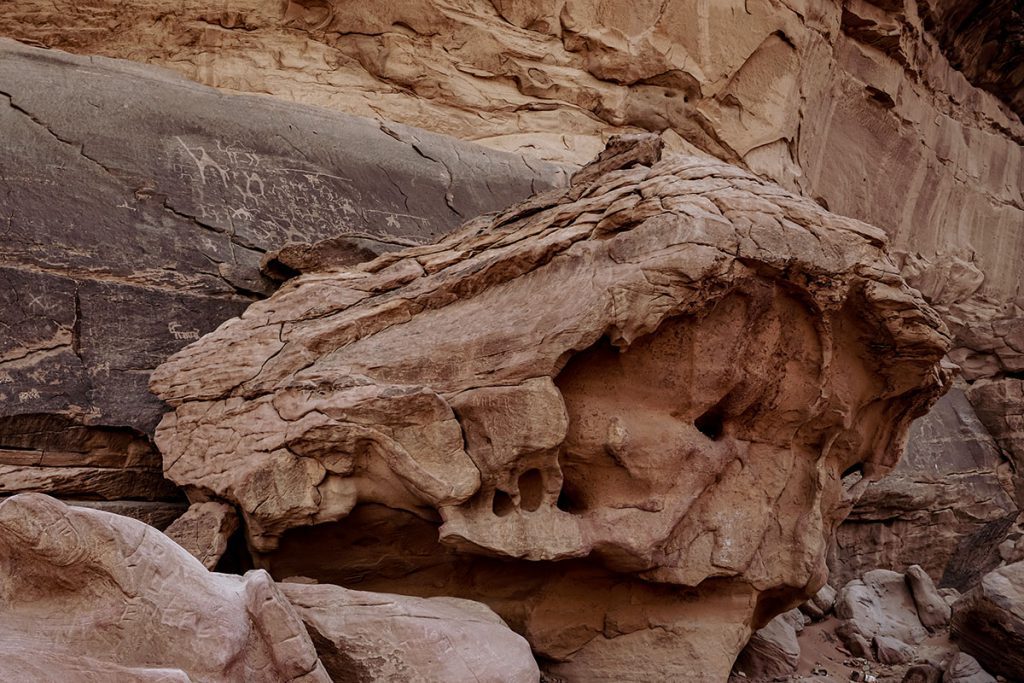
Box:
[151,138,950,681]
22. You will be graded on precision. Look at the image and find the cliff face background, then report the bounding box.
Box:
[0,1,1023,680]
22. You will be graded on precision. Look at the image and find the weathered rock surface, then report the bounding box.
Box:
[905,564,951,632]
[0,39,566,525]
[836,570,929,649]
[969,378,1024,502]
[163,500,239,569]
[801,582,838,621]
[280,582,539,683]
[943,653,997,683]
[731,610,802,681]
[950,560,1024,682]
[831,388,1018,590]
[0,493,329,682]
[1,1,1019,327]
[150,136,949,680]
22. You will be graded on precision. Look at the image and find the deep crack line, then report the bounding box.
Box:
[0,90,124,183]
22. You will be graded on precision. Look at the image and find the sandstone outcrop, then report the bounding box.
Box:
[731,610,803,681]
[280,582,540,683]
[3,0,1020,593]
[150,136,950,680]
[950,560,1024,682]
[0,39,565,526]
[0,493,329,682]
[831,387,1018,589]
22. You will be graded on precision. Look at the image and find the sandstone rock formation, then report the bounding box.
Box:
[150,135,950,680]
[836,569,929,650]
[0,39,565,527]
[163,501,240,569]
[731,609,803,680]
[3,0,1021,594]
[280,582,540,682]
[831,387,1018,589]
[0,493,330,682]
[950,560,1024,682]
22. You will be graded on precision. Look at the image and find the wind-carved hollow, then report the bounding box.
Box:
[148,135,952,682]
[694,402,726,440]
[491,489,515,517]
[518,469,544,512]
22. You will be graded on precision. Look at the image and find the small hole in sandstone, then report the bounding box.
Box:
[556,484,585,514]
[694,405,725,440]
[492,489,515,517]
[841,463,863,479]
[518,469,544,512]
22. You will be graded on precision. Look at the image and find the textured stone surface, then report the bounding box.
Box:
[0,493,329,682]
[905,564,951,632]
[280,582,539,683]
[0,38,566,523]
[831,388,1018,589]
[836,569,929,648]
[943,652,997,683]
[731,610,801,681]
[163,501,239,569]
[1,0,1019,323]
[950,560,1024,682]
[150,136,949,681]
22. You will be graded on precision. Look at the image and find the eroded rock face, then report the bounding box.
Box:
[0,493,329,682]
[0,39,566,527]
[280,582,539,683]
[150,137,950,680]
[831,388,1018,589]
[950,560,1024,682]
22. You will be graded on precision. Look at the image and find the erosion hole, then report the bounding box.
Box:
[694,405,725,440]
[492,489,515,517]
[518,469,544,512]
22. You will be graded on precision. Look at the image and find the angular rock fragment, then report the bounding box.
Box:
[280,582,539,683]
[873,634,914,665]
[732,610,801,681]
[151,136,950,681]
[163,500,239,569]
[801,583,838,621]
[950,561,1024,681]
[0,493,328,683]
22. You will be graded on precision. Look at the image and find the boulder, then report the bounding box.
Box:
[150,136,950,681]
[836,570,929,648]
[0,493,328,682]
[801,583,838,621]
[873,634,914,665]
[902,662,942,683]
[280,582,539,683]
[732,611,800,681]
[163,500,239,569]
[943,653,997,683]
[950,561,1024,681]
[0,39,566,525]
[905,564,951,632]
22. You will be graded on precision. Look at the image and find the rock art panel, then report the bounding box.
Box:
[0,38,566,526]
[0,493,329,682]
[151,136,950,680]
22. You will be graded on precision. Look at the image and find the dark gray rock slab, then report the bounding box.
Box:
[0,37,568,520]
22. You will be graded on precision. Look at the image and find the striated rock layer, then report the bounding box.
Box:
[151,137,950,680]
[3,0,1022,585]
[0,39,565,528]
